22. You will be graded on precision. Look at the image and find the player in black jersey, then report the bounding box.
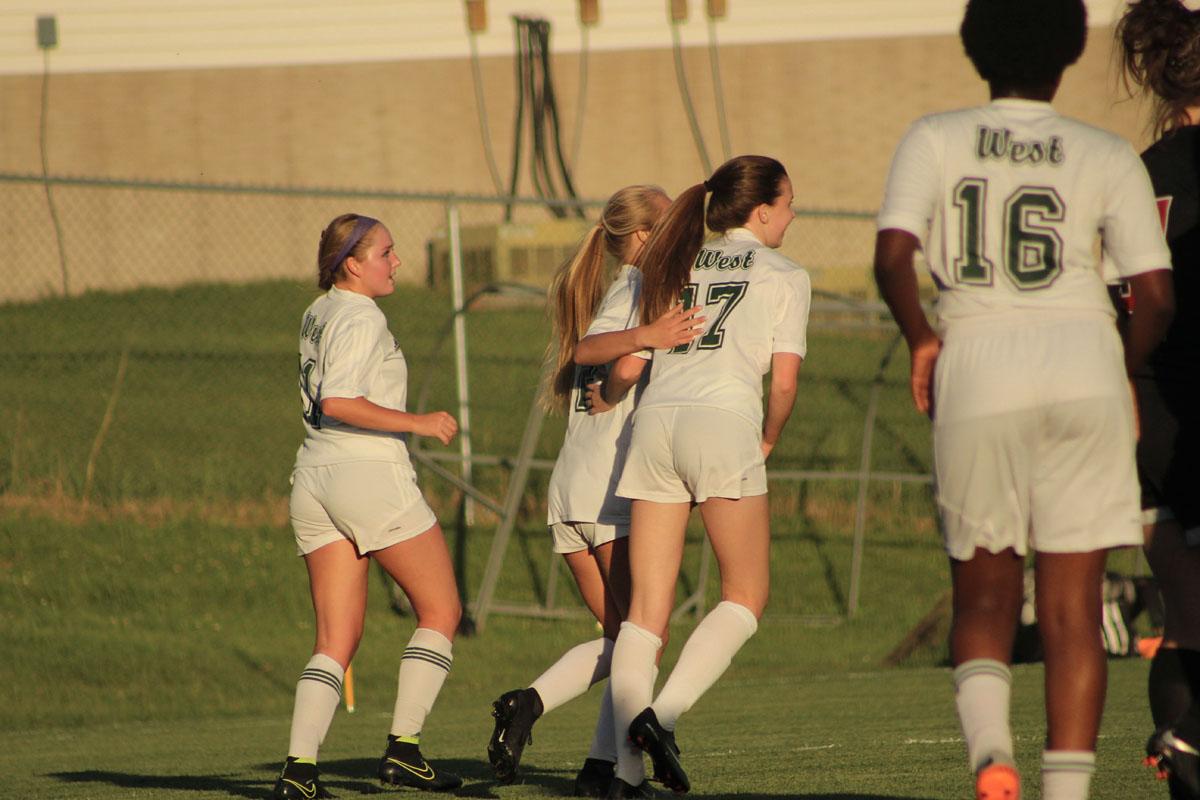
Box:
[1117,2,1200,797]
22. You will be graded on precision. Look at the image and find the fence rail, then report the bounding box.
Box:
[2,172,932,626]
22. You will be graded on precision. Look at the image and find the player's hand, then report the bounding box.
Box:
[414,411,458,445]
[585,381,615,415]
[909,334,942,418]
[760,439,775,459]
[639,303,705,350]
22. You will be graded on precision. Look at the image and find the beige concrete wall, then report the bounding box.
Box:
[0,25,1153,302]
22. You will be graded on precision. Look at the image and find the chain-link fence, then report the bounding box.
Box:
[2,172,933,622]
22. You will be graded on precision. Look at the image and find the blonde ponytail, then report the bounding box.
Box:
[540,185,669,413]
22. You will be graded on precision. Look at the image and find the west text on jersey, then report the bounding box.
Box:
[300,312,326,346]
[975,126,1065,166]
[693,248,756,271]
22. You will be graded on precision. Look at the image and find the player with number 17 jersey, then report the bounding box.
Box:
[634,228,811,430]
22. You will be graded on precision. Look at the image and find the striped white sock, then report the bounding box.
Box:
[390,628,453,738]
[530,637,614,715]
[652,601,758,730]
[1041,750,1095,800]
[954,658,1013,772]
[287,653,344,760]
[611,621,662,786]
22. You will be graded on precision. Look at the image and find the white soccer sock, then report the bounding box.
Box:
[586,680,618,763]
[1041,750,1095,800]
[611,621,662,785]
[530,637,614,715]
[652,601,758,731]
[287,653,344,760]
[390,628,453,738]
[954,659,1013,772]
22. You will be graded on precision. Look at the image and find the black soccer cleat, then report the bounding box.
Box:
[573,758,616,797]
[487,687,543,784]
[273,757,334,799]
[605,777,660,798]
[628,708,689,794]
[1146,729,1200,797]
[379,735,463,792]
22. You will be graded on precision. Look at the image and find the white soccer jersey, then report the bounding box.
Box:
[636,228,811,429]
[293,286,413,468]
[546,264,646,526]
[878,98,1170,325]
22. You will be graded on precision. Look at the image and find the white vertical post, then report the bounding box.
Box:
[447,201,475,524]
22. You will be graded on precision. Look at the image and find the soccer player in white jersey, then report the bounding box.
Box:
[874,2,1175,799]
[603,155,811,798]
[485,186,704,796]
[273,214,463,799]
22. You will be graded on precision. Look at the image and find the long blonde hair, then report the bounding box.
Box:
[543,185,668,412]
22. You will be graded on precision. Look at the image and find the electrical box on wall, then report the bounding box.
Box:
[37,15,57,49]
[669,0,687,23]
[465,0,486,33]
[707,0,727,19]
[578,0,599,27]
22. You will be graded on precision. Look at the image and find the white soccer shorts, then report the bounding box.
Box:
[549,520,630,554]
[617,406,767,504]
[932,314,1141,559]
[289,461,438,556]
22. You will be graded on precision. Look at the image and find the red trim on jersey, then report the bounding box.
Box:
[1157,195,1173,234]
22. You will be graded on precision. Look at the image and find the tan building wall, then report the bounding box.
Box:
[0,25,1154,302]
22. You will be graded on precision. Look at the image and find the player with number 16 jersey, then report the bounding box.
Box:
[874,3,1174,799]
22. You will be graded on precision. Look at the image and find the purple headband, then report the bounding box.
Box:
[330,216,380,270]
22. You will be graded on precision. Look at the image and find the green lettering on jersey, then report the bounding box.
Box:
[952,183,1065,291]
[670,281,749,354]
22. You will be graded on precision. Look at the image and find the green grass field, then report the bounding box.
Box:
[0,282,1165,798]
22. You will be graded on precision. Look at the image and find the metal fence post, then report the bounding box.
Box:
[847,332,904,617]
[446,200,475,524]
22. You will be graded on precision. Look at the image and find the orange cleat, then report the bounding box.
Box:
[1138,636,1164,660]
[976,758,1021,800]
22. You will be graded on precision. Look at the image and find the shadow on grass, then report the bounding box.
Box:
[689,796,934,800]
[49,767,936,800]
[49,770,284,799]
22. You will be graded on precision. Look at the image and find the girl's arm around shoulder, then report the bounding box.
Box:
[575,303,704,365]
[320,397,458,445]
[589,353,649,414]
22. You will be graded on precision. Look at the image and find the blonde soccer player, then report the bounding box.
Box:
[604,155,811,797]
[273,213,463,798]
[486,185,704,797]
[874,1,1174,798]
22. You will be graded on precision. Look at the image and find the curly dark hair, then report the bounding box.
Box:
[1117,0,1200,136]
[961,0,1087,94]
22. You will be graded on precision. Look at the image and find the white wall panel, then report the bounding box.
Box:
[0,0,1126,76]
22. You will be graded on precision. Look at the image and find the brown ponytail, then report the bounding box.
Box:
[639,155,788,325]
[637,183,709,326]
